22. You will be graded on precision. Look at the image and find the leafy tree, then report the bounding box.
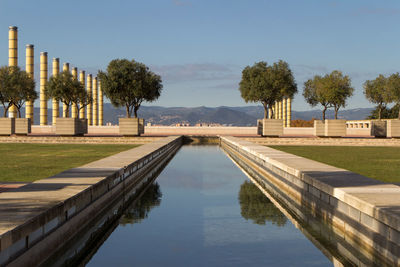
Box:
[238,180,287,226]
[98,59,163,118]
[239,60,297,119]
[367,104,399,119]
[0,66,13,117]
[387,73,400,119]
[0,66,37,118]
[46,70,85,118]
[303,71,353,120]
[75,86,92,119]
[363,74,392,120]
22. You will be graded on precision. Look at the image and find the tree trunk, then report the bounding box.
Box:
[334,106,338,119]
[378,106,382,120]
[126,105,130,118]
[66,106,70,118]
[134,105,139,119]
[17,108,21,118]
[322,106,327,121]
[262,102,268,119]
[398,104,400,120]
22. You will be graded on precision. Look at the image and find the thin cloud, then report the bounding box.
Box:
[151,63,240,83]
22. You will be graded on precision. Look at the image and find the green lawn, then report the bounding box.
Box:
[0,143,139,182]
[268,146,400,184]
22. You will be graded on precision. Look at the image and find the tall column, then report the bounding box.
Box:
[52,58,60,125]
[287,98,292,127]
[268,107,272,119]
[79,70,86,119]
[62,63,69,118]
[92,77,98,126]
[40,52,48,125]
[71,67,78,118]
[25,44,34,122]
[86,74,92,126]
[8,26,18,118]
[99,81,103,126]
[274,102,278,119]
[277,100,281,119]
[271,106,275,119]
[283,97,287,127]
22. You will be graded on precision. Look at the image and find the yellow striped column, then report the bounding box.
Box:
[79,70,86,119]
[52,58,60,125]
[268,107,272,119]
[71,67,78,118]
[8,26,18,118]
[287,98,292,127]
[277,100,281,119]
[62,63,69,117]
[283,97,287,126]
[274,102,278,119]
[86,74,92,125]
[99,81,103,126]
[40,52,48,125]
[25,44,34,122]
[92,77,98,125]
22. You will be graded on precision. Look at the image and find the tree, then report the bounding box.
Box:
[12,68,37,118]
[46,71,85,118]
[325,71,354,119]
[98,59,163,118]
[0,66,37,118]
[238,181,287,226]
[0,66,13,117]
[303,71,354,120]
[363,74,391,120]
[239,60,297,119]
[387,73,400,119]
[367,105,399,120]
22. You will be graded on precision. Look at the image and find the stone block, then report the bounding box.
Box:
[15,118,31,135]
[313,120,324,136]
[387,120,400,138]
[258,119,283,137]
[324,119,346,137]
[119,118,145,136]
[0,118,15,135]
[371,120,387,138]
[56,118,87,136]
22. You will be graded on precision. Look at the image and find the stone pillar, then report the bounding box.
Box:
[62,63,69,118]
[40,52,48,125]
[71,67,78,118]
[52,58,60,125]
[99,81,103,126]
[287,97,292,127]
[92,77,98,126]
[86,74,92,126]
[282,97,287,127]
[277,100,281,119]
[274,102,278,119]
[8,26,18,118]
[79,70,86,119]
[268,107,272,119]
[25,44,34,122]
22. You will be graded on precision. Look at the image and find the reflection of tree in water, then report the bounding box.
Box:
[120,183,162,225]
[239,180,287,226]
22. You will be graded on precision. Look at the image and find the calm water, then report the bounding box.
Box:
[86,146,331,266]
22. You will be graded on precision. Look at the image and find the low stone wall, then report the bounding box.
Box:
[0,136,183,266]
[220,136,399,265]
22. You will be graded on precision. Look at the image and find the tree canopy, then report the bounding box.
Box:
[239,60,297,119]
[0,66,37,118]
[98,59,163,118]
[303,70,353,120]
[387,73,400,119]
[363,74,392,120]
[46,70,86,118]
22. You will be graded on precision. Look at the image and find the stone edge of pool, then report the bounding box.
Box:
[0,135,183,266]
[221,136,400,266]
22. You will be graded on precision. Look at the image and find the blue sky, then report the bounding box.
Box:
[1,0,400,111]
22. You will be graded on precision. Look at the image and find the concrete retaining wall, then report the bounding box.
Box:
[0,136,183,266]
[220,136,400,266]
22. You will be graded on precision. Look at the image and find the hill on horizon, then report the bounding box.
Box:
[0,105,374,126]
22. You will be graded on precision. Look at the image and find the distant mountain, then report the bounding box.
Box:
[0,105,374,126]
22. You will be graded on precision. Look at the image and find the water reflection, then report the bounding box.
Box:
[239,180,287,226]
[120,183,162,225]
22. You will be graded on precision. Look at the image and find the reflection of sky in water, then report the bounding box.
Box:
[87,146,331,267]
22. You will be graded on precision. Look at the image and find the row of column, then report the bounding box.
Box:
[7,26,103,126]
[268,98,292,127]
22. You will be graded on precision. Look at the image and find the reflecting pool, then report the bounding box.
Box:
[85,146,331,266]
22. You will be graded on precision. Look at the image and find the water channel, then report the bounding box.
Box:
[65,145,332,266]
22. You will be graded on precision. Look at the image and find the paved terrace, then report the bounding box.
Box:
[0,136,180,264]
